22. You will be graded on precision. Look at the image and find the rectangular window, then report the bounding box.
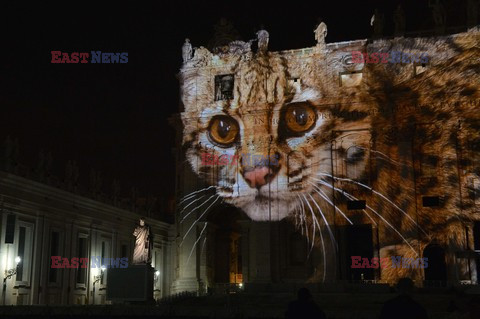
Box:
[15,222,33,285]
[347,200,366,210]
[100,239,111,284]
[76,237,87,285]
[5,214,16,244]
[422,196,440,207]
[48,231,60,283]
[16,227,26,281]
[214,74,234,101]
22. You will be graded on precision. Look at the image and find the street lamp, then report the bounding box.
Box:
[4,256,21,281]
[3,256,21,305]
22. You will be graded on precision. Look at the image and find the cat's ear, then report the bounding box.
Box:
[180,70,213,114]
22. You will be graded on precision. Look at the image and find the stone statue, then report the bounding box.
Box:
[314,22,328,45]
[182,38,193,63]
[132,217,153,264]
[190,46,212,67]
[256,29,269,52]
[394,4,406,37]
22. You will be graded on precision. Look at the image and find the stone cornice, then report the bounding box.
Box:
[0,171,172,235]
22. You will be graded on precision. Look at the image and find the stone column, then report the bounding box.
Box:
[171,215,202,294]
[238,220,251,283]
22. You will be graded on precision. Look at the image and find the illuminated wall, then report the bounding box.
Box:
[176,29,480,287]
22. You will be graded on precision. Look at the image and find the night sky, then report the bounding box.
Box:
[2,1,468,201]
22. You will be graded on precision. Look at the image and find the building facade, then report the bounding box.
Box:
[0,152,175,305]
[173,26,480,292]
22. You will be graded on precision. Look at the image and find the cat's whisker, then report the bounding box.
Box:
[186,221,208,265]
[355,146,403,166]
[316,173,428,236]
[316,179,418,256]
[302,194,326,282]
[360,207,378,226]
[314,178,377,226]
[179,194,207,215]
[181,193,218,223]
[294,198,305,235]
[200,235,207,258]
[179,186,216,204]
[296,194,310,245]
[308,181,353,225]
[299,201,307,237]
[182,196,222,242]
[299,194,316,254]
[308,193,338,252]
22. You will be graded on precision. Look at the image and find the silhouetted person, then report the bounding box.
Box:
[379,278,428,319]
[286,288,326,319]
[466,295,480,319]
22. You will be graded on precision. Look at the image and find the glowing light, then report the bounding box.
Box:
[155,270,160,276]
[15,256,21,264]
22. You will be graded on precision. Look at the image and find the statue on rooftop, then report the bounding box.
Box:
[314,21,328,45]
[256,29,269,52]
[182,38,193,63]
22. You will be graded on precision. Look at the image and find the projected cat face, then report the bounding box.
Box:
[181,53,370,221]
[179,31,480,285]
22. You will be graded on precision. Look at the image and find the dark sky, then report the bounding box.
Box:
[1,1,468,200]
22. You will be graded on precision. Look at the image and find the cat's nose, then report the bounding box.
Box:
[244,166,272,189]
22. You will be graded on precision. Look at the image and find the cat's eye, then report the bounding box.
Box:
[284,105,316,134]
[208,116,239,146]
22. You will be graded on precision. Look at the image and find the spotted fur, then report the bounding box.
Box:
[180,29,480,283]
